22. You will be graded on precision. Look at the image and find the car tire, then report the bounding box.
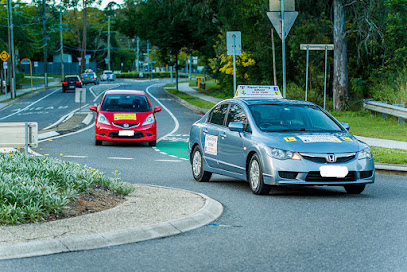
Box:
[248,154,271,195]
[192,146,212,182]
[344,184,365,194]
[95,140,102,146]
[148,140,156,147]
[62,89,66,93]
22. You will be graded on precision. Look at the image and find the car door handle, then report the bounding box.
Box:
[202,129,208,134]
[220,133,227,139]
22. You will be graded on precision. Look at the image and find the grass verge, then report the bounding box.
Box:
[371,147,407,164]
[0,152,134,225]
[166,88,215,109]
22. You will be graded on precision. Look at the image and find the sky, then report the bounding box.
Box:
[99,0,124,9]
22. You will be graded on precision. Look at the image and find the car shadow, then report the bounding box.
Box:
[101,141,151,148]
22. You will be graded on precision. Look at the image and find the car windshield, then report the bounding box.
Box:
[84,73,93,77]
[101,94,151,113]
[249,104,343,132]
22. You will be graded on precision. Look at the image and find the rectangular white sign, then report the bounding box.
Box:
[297,135,341,143]
[75,88,86,103]
[235,85,282,99]
[204,134,218,156]
[227,31,242,56]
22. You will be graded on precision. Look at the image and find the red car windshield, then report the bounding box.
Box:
[101,94,151,113]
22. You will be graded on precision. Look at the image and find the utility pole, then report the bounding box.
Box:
[281,0,286,98]
[107,16,111,70]
[6,0,16,98]
[147,40,151,80]
[59,5,64,81]
[136,37,140,72]
[42,0,47,87]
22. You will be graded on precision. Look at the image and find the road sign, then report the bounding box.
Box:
[75,88,86,103]
[3,62,7,70]
[0,51,10,62]
[105,57,109,64]
[300,44,334,51]
[269,0,295,11]
[34,62,38,67]
[21,59,30,65]
[85,54,91,59]
[227,31,242,56]
[77,57,82,62]
[267,11,298,40]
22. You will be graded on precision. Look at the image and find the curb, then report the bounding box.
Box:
[162,86,208,115]
[0,187,223,260]
[374,163,407,176]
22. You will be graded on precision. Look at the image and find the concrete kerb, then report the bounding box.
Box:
[0,188,223,260]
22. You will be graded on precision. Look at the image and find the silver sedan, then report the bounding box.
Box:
[188,97,375,195]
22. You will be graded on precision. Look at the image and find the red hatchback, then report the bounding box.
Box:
[89,90,161,146]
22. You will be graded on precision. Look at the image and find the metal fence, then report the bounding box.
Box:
[363,99,406,124]
[20,62,97,75]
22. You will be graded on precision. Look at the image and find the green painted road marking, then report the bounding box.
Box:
[157,141,189,159]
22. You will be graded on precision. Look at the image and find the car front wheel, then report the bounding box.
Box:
[344,184,365,194]
[192,146,212,182]
[248,154,271,195]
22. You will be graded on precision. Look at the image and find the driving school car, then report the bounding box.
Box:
[188,85,375,195]
[89,90,161,146]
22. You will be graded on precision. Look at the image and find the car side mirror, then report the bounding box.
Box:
[341,122,350,131]
[89,105,97,112]
[229,122,244,133]
[154,107,162,113]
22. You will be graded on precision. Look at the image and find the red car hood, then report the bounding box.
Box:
[101,111,152,124]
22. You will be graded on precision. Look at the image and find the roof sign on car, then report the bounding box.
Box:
[235,85,283,99]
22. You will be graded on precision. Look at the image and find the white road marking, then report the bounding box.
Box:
[145,84,179,142]
[0,89,60,120]
[108,157,134,160]
[64,155,88,158]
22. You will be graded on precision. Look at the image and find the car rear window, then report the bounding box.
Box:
[101,94,151,113]
[64,76,79,82]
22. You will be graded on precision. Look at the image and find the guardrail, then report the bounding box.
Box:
[363,100,406,124]
[0,122,38,153]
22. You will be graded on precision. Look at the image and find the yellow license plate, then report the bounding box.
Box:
[114,113,137,121]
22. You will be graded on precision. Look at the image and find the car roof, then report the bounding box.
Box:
[65,75,79,78]
[104,90,146,96]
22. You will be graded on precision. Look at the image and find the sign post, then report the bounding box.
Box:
[227,31,242,95]
[75,87,86,113]
[267,0,298,98]
[1,51,10,96]
[300,44,334,109]
[20,58,33,92]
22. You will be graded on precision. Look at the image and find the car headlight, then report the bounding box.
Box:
[358,147,373,160]
[266,147,301,160]
[97,113,110,125]
[142,114,155,126]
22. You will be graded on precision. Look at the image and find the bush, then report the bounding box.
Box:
[0,152,134,225]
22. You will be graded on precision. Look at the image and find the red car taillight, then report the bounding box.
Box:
[76,81,81,84]
[81,78,84,81]
[62,81,68,85]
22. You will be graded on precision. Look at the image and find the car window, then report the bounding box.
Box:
[209,104,229,126]
[64,76,79,81]
[226,104,248,128]
[249,104,343,132]
[101,94,151,113]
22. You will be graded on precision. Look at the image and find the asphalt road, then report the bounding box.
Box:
[1,79,407,272]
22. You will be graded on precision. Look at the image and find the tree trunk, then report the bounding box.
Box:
[333,0,349,111]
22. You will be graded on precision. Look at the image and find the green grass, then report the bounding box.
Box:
[0,152,134,225]
[371,147,407,164]
[166,88,214,109]
[331,110,407,142]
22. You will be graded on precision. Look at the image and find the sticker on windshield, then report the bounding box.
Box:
[340,137,353,141]
[204,134,218,155]
[297,135,341,143]
[284,137,297,142]
[114,113,137,121]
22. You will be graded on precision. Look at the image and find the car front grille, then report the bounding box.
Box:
[300,152,356,164]
[305,171,356,182]
[112,122,140,129]
[108,132,144,139]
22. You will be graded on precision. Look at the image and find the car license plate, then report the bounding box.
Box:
[114,113,137,121]
[69,86,75,89]
[319,165,348,178]
[118,130,134,136]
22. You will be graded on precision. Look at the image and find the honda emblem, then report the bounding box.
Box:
[326,154,336,163]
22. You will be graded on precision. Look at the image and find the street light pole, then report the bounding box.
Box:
[42,0,48,88]
[6,0,16,99]
[59,5,64,81]
[107,16,111,70]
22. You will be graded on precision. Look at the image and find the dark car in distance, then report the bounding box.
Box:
[62,75,83,93]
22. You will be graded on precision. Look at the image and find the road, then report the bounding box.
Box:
[1,79,407,272]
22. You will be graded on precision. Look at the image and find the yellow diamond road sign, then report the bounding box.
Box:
[0,51,10,62]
